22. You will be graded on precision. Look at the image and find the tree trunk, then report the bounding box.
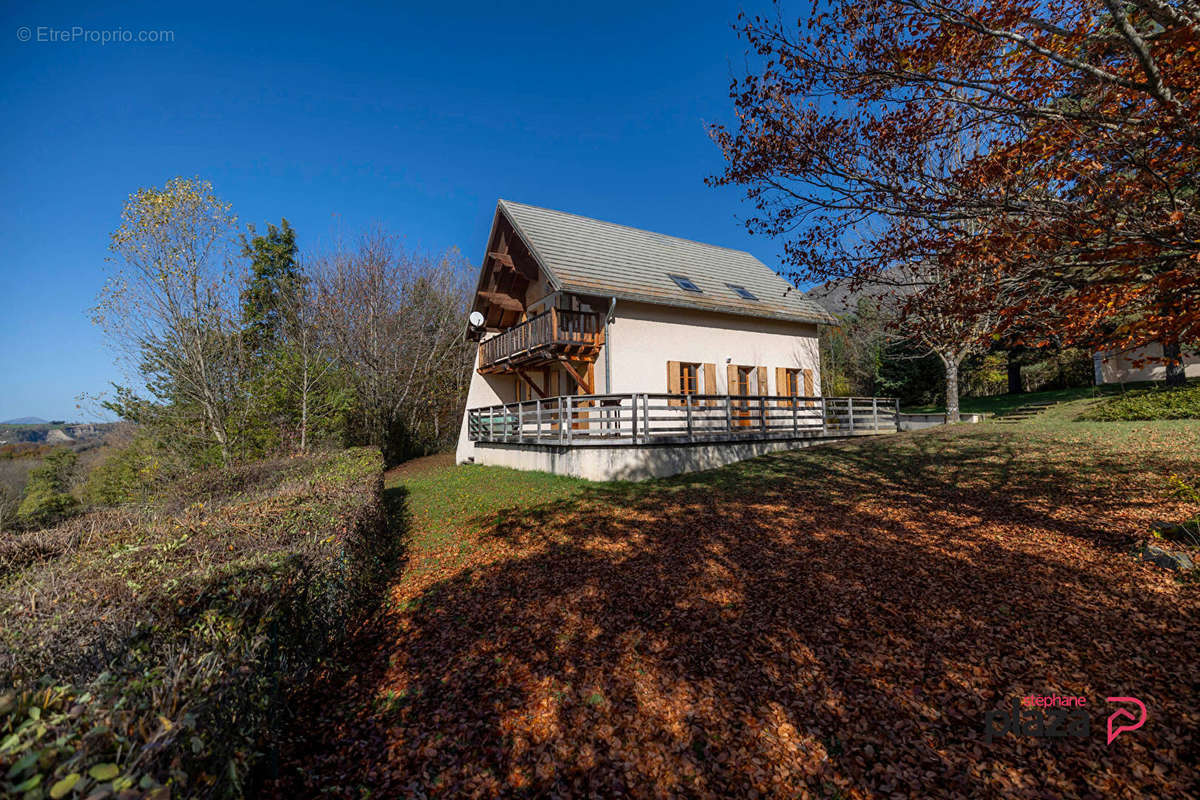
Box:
[1164,339,1186,387]
[942,355,961,424]
[1006,350,1022,395]
[300,347,310,454]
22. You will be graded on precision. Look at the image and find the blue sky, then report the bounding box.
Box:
[0,1,784,421]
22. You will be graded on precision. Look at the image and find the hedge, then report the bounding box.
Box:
[0,448,390,799]
[1078,382,1200,421]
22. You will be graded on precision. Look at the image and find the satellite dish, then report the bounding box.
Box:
[468,311,485,328]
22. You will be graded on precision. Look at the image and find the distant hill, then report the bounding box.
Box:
[806,266,925,316]
[1,416,48,425]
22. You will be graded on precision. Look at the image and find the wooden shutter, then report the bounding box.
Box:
[756,366,768,396]
[803,368,814,407]
[667,361,681,406]
[727,363,739,395]
[703,363,717,405]
[775,367,788,407]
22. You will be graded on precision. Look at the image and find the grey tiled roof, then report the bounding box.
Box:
[498,200,835,325]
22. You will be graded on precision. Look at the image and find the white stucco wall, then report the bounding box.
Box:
[604,301,821,395]
[455,344,513,464]
[1096,344,1200,384]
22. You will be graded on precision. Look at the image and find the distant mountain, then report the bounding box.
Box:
[1,417,49,425]
[806,266,926,316]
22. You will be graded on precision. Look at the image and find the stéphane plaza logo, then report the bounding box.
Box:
[985,694,1147,745]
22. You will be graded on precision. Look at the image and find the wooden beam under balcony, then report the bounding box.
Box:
[477,291,524,313]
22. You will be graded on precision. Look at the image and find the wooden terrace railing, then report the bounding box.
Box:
[466,394,900,445]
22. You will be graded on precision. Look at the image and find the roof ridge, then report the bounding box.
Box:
[498,199,755,257]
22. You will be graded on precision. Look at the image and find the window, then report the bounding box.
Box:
[679,362,699,395]
[668,360,711,406]
[735,365,754,395]
[727,283,758,301]
[776,366,815,408]
[782,368,800,398]
[668,274,702,293]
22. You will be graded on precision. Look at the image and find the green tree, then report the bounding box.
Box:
[240,219,301,353]
[17,450,79,523]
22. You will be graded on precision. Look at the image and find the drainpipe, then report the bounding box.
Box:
[604,296,617,393]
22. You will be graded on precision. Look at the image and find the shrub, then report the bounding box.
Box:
[0,447,390,798]
[81,436,170,506]
[1078,382,1200,421]
[16,450,79,524]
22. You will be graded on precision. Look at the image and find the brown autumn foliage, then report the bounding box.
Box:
[709,0,1199,378]
[270,422,1199,798]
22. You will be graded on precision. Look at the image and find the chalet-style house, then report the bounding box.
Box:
[456,201,899,480]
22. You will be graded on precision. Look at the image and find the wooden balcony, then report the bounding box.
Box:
[478,307,604,374]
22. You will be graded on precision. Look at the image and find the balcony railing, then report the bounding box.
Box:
[467,393,899,445]
[479,308,603,371]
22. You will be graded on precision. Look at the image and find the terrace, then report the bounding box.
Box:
[466,393,900,445]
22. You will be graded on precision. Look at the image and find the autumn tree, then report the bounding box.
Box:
[710,0,1199,387]
[96,177,250,466]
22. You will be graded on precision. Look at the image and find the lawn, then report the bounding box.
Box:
[902,384,1114,415]
[902,378,1199,417]
[272,402,1200,799]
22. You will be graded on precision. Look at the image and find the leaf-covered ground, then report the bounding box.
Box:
[272,410,1200,798]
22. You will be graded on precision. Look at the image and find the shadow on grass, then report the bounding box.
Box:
[274,429,1200,798]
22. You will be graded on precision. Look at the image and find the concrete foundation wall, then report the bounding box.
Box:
[898,413,984,431]
[470,436,852,482]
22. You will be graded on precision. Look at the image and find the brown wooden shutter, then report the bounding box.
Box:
[756,366,768,396]
[703,363,717,405]
[803,368,814,407]
[667,361,681,406]
[775,367,787,407]
[727,363,739,395]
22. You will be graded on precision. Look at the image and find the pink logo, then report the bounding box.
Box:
[1106,697,1147,744]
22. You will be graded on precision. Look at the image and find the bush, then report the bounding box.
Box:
[0,448,390,799]
[1078,382,1200,421]
[81,436,170,506]
[16,450,79,524]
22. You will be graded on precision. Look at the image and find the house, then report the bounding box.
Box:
[1093,344,1200,385]
[455,200,899,480]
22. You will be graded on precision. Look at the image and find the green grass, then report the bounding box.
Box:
[386,455,589,565]
[902,378,1200,416]
[901,385,1116,415]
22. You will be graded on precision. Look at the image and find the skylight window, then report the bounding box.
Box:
[668,274,702,293]
[727,284,758,301]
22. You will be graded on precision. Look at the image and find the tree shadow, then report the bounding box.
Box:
[273,430,1200,798]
